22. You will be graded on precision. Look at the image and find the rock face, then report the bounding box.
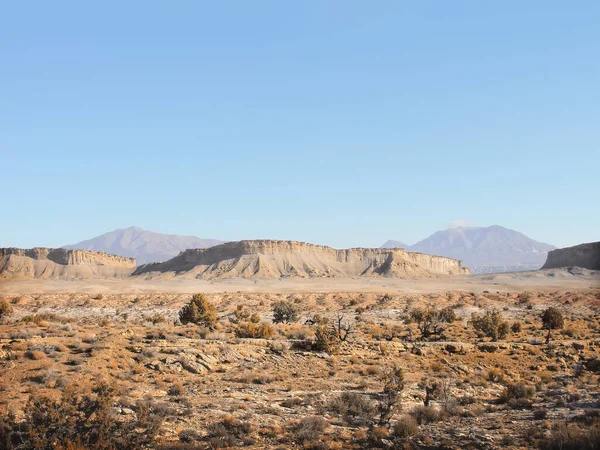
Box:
[541,242,600,271]
[134,240,469,279]
[64,226,223,265]
[0,248,136,280]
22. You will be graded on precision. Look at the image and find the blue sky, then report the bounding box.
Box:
[1,1,598,249]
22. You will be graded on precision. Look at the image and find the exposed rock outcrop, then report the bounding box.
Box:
[541,242,600,271]
[0,248,136,280]
[134,240,469,279]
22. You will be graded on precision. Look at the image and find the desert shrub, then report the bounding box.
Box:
[563,327,578,338]
[232,305,250,323]
[511,321,523,333]
[312,323,340,354]
[410,405,444,424]
[418,378,441,407]
[168,381,185,396]
[539,418,600,450]
[469,309,510,341]
[146,313,166,325]
[534,408,548,420]
[0,300,12,319]
[178,429,202,444]
[410,306,456,339]
[281,324,311,340]
[268,341,290,354]
[500,382,535,408]
[249,313,260,324]
[379,366,404,424]
[369,426,390,445]
[21,315,50,326]
[82,333,97,343]
[20,313,74,325]
[329,392,375,424]
[206,415,253,449]
[251,372,276,385]
[272,300,300,324]
[542,307,564,344]
[25,350,46,360]
[1,378,166,449]
[234,321,274,339]
[488,368,505,383]
[294,416,329,446]
[179,294,217,329]
[392,415,418,438]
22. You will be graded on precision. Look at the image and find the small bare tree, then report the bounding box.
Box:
[410,307,456,340]
[379,366,404,424]
[418,378,441,407]
[332,314,353,342]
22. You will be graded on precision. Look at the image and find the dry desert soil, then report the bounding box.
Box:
[1,270,599,449]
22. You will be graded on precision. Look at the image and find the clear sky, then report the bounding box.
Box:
[1,1,598,249]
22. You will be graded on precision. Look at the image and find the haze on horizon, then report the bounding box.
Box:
[1,2,599,250]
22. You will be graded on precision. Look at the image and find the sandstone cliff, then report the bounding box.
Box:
[133,240,469,279]
[541,242,600,271]
[0,248,136,280]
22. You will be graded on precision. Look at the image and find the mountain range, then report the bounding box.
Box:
[64,226,223,265]
[62,225,556,273]
[381,225,555,274]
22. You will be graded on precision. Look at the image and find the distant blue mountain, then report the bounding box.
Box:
[64,226,223,265]
[382,225,555,274]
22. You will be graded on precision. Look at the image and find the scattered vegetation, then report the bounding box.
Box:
[0,379,165,450]
[539,418,600,450]
[1,289,597,450]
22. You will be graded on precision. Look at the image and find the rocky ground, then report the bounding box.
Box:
[1,289,599,449]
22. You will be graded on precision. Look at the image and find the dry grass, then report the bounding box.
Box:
[0,289,598,449]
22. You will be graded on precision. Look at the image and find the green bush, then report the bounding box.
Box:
[470,310,510,341]
[542,307,564,343]
[272,300,300,324]
[410,307,456,339]
[179,294,217,329]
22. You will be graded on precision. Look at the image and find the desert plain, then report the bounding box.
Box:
[1,269,599,449]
